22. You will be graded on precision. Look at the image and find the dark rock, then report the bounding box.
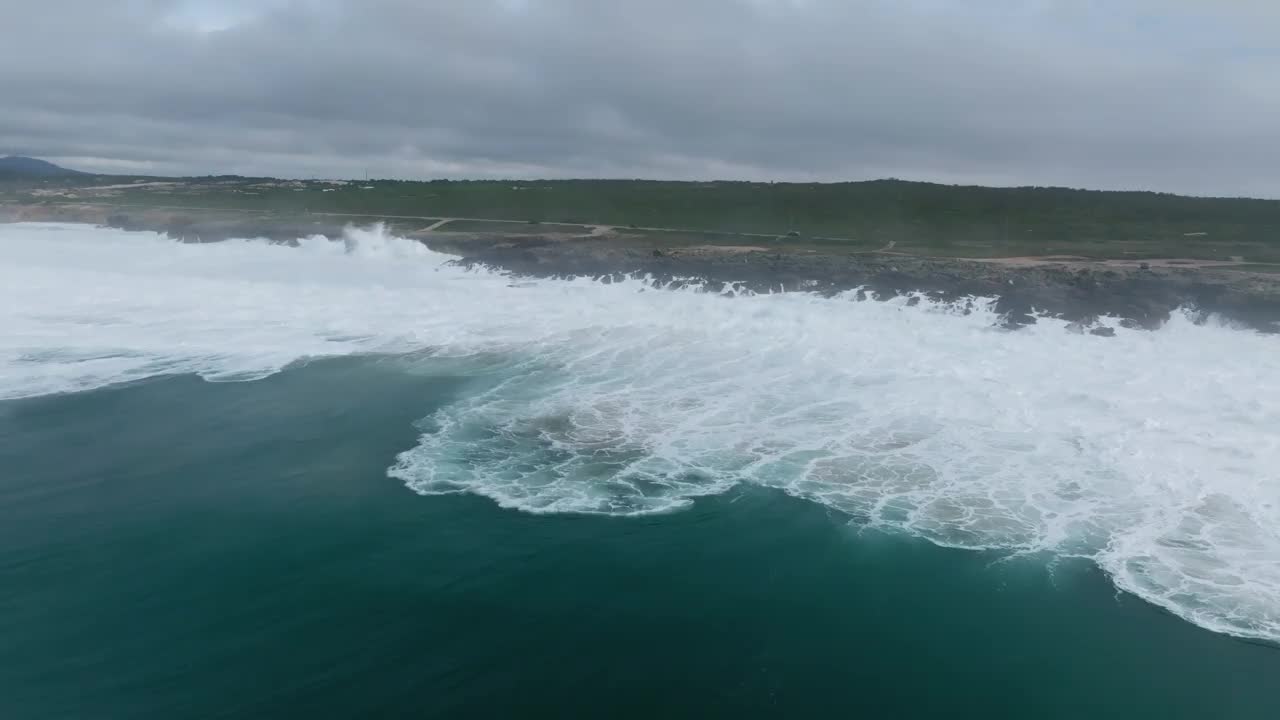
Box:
[447,237,1280,333]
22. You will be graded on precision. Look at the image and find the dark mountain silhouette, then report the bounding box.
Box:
[0,156,87,178]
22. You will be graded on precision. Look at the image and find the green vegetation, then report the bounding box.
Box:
[5,174,1280,260]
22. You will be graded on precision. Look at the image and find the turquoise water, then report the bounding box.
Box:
[1,357,1277,719]
[2,222,1278,718]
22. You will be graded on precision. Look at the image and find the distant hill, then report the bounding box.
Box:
[0,156,87,178]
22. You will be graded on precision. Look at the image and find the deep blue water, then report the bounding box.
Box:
[2,357,1277,719]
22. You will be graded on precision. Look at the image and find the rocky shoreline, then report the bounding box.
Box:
[5,202,1280,333]
[443,237,1280,333]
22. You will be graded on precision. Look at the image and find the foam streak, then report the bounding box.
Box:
[3,222,1277,642]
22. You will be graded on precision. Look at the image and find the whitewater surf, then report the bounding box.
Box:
[2,221,1277,644]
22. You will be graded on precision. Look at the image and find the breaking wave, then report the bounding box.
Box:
[2,221,1278,642]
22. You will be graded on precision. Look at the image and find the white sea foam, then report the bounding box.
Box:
[2,221,1278,642]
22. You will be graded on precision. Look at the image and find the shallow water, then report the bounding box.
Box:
[1,223,1278,718]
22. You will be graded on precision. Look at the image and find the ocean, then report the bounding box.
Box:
[1,222,1277,719]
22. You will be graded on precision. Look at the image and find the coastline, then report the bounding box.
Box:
[5,202,1280,332]
[443,234,1280,333]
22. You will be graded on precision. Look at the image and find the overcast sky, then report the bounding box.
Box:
[2,0,1278,195]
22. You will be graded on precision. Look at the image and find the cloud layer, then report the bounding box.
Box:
[3,0,1278,195]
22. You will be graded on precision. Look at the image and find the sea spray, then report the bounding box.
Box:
[2,221,1277,642]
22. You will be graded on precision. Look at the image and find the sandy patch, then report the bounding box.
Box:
[971,256,1247,270]
[686,245,768,254]
[81,181,181,191]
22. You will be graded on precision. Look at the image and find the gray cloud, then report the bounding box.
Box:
[2,0,1278,195]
